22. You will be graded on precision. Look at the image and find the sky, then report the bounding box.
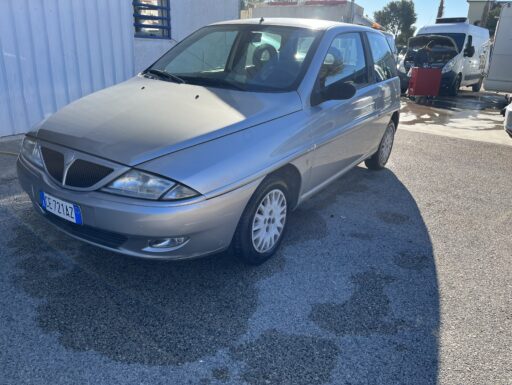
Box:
[356,0,470,28]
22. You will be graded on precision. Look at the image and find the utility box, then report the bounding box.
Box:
[408,68,442,97]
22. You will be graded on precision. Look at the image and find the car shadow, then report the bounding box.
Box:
[6,165,439,385]
[407,90,508,111]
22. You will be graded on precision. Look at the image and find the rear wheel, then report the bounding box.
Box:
[233,176,289,265]
[365,121,396,170]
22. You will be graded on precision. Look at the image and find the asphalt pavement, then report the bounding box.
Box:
[0,120,511,384]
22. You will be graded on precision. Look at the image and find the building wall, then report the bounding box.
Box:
[248,3,364,23]
[0,0,239,137]
[467,0,488,24]
[134,0,240,73]
[0,0,134,137]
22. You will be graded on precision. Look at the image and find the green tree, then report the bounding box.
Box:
[437,0,445,19]
[374,0,417,46]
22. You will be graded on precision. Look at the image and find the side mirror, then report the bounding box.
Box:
[464,35,474,57]
[464,46,475,58]
[312,81,357,106]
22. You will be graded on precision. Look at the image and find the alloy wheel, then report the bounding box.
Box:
[251,189,287,253]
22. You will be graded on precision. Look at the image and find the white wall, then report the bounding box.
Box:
[467,0,487,24]
[134,38,174,73]
[133,0,240,73]
[249,3,364,22]
[484,3,512,92]
[0,0,239,137]
[0,0,134,137]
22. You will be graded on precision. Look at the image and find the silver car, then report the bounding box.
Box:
[17,18,400,264]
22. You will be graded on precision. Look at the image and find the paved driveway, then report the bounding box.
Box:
[0,124,510,384]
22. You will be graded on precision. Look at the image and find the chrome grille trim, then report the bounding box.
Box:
[38,141,129,192]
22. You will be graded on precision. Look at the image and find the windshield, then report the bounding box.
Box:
[147,25,322,92]
[417,32,466,51]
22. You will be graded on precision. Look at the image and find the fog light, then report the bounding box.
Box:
[146,237,189,251]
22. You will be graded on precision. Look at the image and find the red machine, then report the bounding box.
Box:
[408,67,442,97]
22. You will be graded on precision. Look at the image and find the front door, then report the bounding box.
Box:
[306,31,396,191]
[306,32,378,190]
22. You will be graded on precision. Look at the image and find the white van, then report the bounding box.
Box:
[398,18,490,95]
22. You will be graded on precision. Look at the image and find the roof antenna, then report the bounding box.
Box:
[259,17,264,24]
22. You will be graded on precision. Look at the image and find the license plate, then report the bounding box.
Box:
[40,192,83,225]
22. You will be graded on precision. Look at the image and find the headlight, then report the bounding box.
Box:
[20,136,44,168]
[162,184,200,200]
[102,170,199,201]
[442,59,456,74]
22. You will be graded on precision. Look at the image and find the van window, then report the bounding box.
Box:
[318,32,369,88]
[367,32,397,82]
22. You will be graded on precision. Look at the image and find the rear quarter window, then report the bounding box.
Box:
[367,32,398,82]
[385,34,397,55]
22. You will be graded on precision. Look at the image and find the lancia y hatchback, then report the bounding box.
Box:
[17,18,400,265]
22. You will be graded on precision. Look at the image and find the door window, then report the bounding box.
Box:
[318,32,369,89]
[367,32,397,82]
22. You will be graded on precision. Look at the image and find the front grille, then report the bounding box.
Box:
[41,147,65,183]
[40,146,114,188]
[66,159,113,188]
[45,213,128,248]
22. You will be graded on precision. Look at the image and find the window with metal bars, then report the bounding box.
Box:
[133,0,171,39]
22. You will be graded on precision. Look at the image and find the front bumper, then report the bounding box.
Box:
[17,157,259,260]
[440,71,457,93]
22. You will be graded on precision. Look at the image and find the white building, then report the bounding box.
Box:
[467,0,491,24]
[243,0,373,26]
[0,0,239,138]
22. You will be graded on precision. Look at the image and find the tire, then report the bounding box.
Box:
[449,74,462,96]
[233,175,289,265]
[365,121,396,171]
[472,77,483,92]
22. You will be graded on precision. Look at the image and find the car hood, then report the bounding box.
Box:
[408,35,459,53]
[36,76,303,165]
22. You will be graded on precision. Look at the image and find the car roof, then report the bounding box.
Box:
[211,18,374,33]
[417,23,490,38]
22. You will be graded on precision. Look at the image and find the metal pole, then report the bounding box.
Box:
[351,0,355,24]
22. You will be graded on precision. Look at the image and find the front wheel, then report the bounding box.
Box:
[365,121,396,170]
[233,176,289,265]
[472,77,483,92]
[449,74,462,96]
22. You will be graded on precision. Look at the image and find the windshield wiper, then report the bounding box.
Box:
[186,77,246,91]
[145,69,186,84]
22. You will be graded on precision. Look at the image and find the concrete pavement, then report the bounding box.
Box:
[0,118,510,384]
